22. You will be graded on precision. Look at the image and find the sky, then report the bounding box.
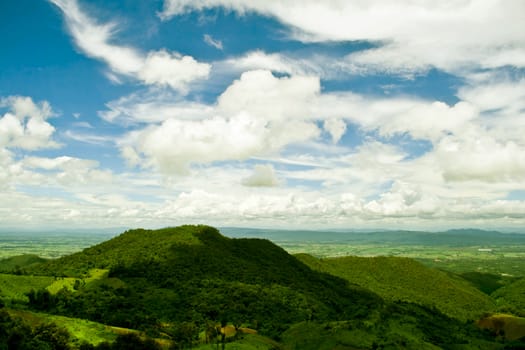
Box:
[1,0,525,231]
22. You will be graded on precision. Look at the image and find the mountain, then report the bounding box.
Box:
[19,225,510,348]
[29,225,381,337]
[221,227,525,246]
[296,254,495,321]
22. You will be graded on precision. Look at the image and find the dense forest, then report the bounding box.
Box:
[1,225,524,349]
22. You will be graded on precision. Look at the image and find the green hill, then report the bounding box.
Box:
[492,278,525,316]
[28,225,381,338]
[296,254,495,321]
[0,254,47,273]
[16,225,508,349]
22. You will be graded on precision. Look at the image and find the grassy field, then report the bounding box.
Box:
[0,274,54,303]
[0,268,111,306]
[8,309,119,346]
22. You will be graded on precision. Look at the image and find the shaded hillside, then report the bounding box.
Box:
[492,278,525,316]
[0,254,47,273]
[29,225,382,337]
[460,271,515,295]
[281,302,503,350]
[296,254,495,321]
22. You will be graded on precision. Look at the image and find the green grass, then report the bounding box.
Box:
[0,268,111,306]
[9,309,279,349]
[0,273,54,303]
[46,277,79,294]
[45,269,110,294]
[8,309,119,346]
[193,333,280,350]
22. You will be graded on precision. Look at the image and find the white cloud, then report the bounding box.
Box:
[458,78,525,117]
[203,34,223,50]
[120,71,321,174]
[22,156,113,187]
[100,89,215,124]
[217,70,320,121]
[138,50,211,92]
[435,131,525,183]
[107,67,525,192]
[122,113,319,174]
[314,94,478,142]
[242,164,279,187]
[0,96,58,150]
[161,0,525,75]
[63,130,113,145]
[51,0,210,91]
[219,50,308,76]
[323,118,347,143]
[216,50,350,81]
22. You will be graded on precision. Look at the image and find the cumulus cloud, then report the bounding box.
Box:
[314,94,478,142]
[0,96,58,150]
[120,71,321,174]
[138,50,211,91]
[242,164,279,187]
[435,132,525,183]
[22,156,113,187]
[51,0,210,92]
[161,0,525,75]
[217,70,320,121]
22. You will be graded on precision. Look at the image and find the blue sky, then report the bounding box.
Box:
[1,0,524,230]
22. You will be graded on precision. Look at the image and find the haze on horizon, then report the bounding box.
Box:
[1,0,524,231]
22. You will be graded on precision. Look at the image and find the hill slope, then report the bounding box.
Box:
[29,225,381,337]
[0,254,47,273]
[296,254,495,321]
[492,277,525,316]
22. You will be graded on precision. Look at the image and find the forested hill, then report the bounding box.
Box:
[296,254,495,321]
[28,225,381,336]
[13,225,517,348]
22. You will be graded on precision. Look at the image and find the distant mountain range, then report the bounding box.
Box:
[221,227,525,246]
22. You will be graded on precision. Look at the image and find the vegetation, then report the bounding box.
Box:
[0,254,47,274]
[492,278,525,316]
[296,254,496,321]
[0,309,70,350]
[0,274,54,305]
[28,226,381,339]
[0,225,523,349]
